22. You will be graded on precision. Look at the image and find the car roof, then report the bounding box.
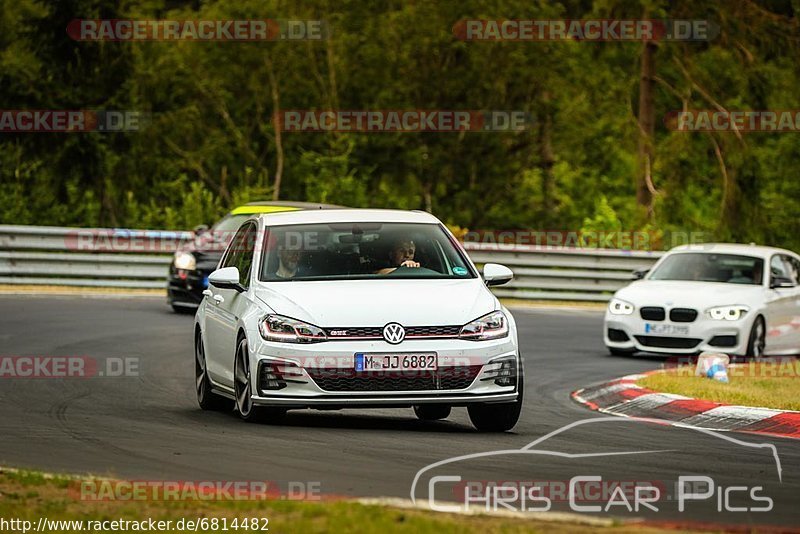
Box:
[230,201,346,216]
[670,242,798,259]
[254,208,441,226]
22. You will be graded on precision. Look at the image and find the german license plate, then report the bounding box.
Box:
[354,353,437,371]
[645,323,689,335]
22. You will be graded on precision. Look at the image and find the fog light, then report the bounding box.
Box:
[494,359,516,386]
[258,361,305,394]
[263,371,284,390]
[480,357,517,387]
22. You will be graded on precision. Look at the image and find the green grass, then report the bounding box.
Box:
[0,469,693,533]
[638,363,800,411]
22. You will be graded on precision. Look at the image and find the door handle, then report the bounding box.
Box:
[213,294,225,305]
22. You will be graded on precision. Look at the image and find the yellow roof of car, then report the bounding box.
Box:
[230,205,302,215]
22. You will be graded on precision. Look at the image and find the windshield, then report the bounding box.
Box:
[649,253,764,285]
[259,222,476,281]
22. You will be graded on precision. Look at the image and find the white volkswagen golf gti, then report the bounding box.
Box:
[604,243,800,358]
[194,209,523,431]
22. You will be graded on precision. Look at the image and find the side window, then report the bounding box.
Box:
[770,255,796,286]
[221,226,247,270]
[783,255,800,285]
[235,223,257,287]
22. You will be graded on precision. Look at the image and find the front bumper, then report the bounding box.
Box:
[603,310,751,355]
[167,266,211,306]
[249,335,520,408]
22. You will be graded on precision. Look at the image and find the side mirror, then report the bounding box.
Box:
[770,276,795,289]
[483,263,514,287]
[209,267,245,292]
[193,224,209,236]
[632,269,649,280]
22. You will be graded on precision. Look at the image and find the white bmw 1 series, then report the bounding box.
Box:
[604,243,800,358]
[194,209,523,431]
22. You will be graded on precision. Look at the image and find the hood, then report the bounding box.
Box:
[615,280,765,309]
[254,278,496,327]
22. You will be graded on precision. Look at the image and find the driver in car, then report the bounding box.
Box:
[274,244,303,279]
[376,238,420,274]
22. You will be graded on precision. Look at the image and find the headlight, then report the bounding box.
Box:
[608,298,635,315]
[459,311,509,341]
[173,251,196,270]
[259,315,327,343]
[706,305,749,321]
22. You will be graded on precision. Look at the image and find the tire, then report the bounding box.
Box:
[468,360,524,432]
[413,404,451,421]
[234,337,286,423]
[195,331,233,411]
[746,316,766,359]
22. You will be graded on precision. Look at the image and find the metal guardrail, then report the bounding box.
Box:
[0,225,662,300]
[463,244,661,301]
[0,225,188,290]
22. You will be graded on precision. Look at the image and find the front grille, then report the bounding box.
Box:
[406,325,462,336]
[640,307,665,321]
[324,325,462,340]
[634,335,701,349]
[669,308,698,323]
[325,327,382,338]
[607,328,630,342]
[306,366,481,392]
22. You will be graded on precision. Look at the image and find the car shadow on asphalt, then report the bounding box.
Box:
[605,351,685,363]
[268,411,481,433]
[180,406,489,433]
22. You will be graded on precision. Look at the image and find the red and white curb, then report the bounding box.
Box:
[571,371,800,440]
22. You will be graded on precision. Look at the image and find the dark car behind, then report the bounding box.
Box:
[167,201,344,312]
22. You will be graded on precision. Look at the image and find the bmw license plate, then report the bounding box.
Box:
[354,353,437,372]
[645,323,689,335]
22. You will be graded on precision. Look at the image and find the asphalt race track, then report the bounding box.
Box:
[0,295,798,529]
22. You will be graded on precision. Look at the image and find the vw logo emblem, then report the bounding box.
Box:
[382,323,405,344]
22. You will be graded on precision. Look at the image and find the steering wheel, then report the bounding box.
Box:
[387,265,439,276]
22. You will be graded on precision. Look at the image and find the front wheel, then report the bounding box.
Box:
[234,338,286,423]
[468,360,524,432]
[746,316,766,359]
